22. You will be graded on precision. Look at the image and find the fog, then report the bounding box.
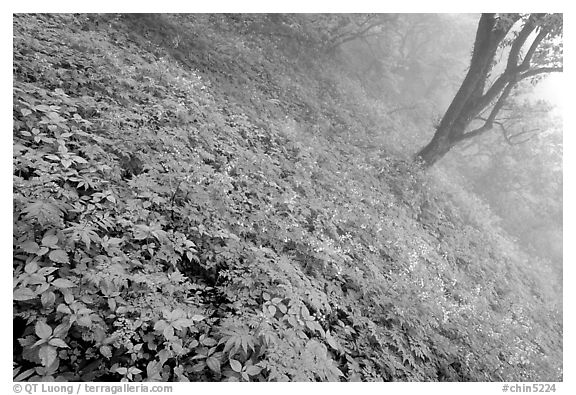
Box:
[338,13,563,273]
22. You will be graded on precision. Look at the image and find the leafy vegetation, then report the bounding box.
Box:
[13,13,561,382]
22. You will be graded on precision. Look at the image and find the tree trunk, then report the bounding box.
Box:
[414,14,514,167]
[416,128,456,167]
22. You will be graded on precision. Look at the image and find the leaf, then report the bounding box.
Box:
[14,287,37,301]
[41,291,56,307]
[241,336,249,354]
[24,261,39,274]
[146,360,163,381]
[174,365,189,382]
[34,104,51,112]
[201,337,217,347]
[77,315,93,327]
[57,304,72,314]
[301,305,312,320]
[287,316,298,327]
[154,320,169,333]
[133,224,152,240]
[76,307,92,316]
[42,234,59,248]
[100,345,112,359]
[172,318,194,330]
[305,320,316,331]
[32,338,47,348]
[162,325,175,340]
[22,200,63,226]
[63,292,74,304]
[229,359,242,373]
[52,278,75,289]
[35,321,53,339]
[73,155,88,164]
[64,223,98,249]
[45,154,61,161]
[48,338,69,348]
[186,251,198,262]
[268,305,277,316]
[36,282,50,295]
[38,345,58,367]
[38,267,58,276]
[245,365,262,376]
[115,367,128,375]
[206,356,221,374]
[223,337,239,355]
[20,241,40,254]
[47,111,62,121]
[13,367,35,381]
[325,331,340,351]
[48,250,69,264]
[53,323,69,338]
[191,361,206,372]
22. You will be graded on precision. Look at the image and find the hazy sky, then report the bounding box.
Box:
[537,73,564,115]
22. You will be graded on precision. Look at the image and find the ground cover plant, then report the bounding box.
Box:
[13,13,562,382]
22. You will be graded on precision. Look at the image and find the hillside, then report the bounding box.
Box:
[13,14,562,382]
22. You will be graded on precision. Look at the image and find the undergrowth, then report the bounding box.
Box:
[13,14,561,382]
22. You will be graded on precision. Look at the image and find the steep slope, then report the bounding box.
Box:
[13,14,561,382]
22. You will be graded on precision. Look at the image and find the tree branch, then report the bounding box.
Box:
[520,66,563,80]
[458,80,515,142]
[486,82,515,124]
[458,124,492,142]
[461,80,516,142]
[477,17,548,111]
[507,126,543,145]
[435,14,503,134]
[506,18,537,71]
[326,16,394,51]
[517,28,548,71]
[477,71,515,110]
